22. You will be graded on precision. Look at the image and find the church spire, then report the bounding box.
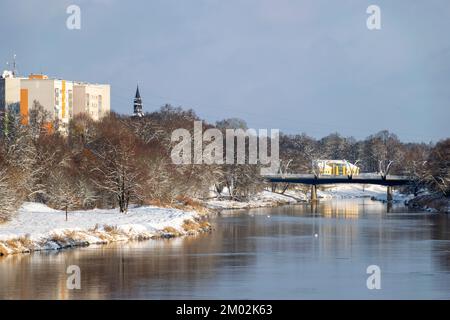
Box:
[135,85,141,99]
[133,84,144,117]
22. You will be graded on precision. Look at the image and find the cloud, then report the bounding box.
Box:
[1,0,449,141]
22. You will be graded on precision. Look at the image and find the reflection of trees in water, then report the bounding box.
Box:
[430,215,450,273]
[0,251,87,299]
[1,201,449,299]
[0,223,258,299]
[0,210,320,299]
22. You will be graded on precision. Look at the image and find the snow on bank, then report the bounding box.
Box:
[205,185,413,210]
[316,184,413,202]
[205,190,299,210]
[0,203,211,256]
[407,194,450,213]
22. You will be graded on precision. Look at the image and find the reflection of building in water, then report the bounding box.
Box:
[313,160,360,176]
[322,200,361,219]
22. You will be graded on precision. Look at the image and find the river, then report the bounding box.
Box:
[0,199,449,299]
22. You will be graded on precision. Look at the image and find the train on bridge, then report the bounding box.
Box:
[313,160,360,176]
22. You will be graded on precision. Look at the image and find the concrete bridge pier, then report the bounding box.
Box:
[387,186,393,202]
[311,184,318,201]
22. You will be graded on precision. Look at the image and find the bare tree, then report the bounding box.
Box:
[422,139,450,196]
[379,160,394,180]
[90,142,143,213]
[363,130,404,178]
[47,170,81,221]
[88,116,146,213]
[0,169,21,222]
[344,159,361,179]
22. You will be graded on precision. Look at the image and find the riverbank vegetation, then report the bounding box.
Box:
[0,202,211,256]
[0,104,449,222]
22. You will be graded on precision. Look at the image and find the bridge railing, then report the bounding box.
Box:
[263,173,410,180]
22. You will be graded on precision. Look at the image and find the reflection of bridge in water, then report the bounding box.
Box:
[263,173,412,202]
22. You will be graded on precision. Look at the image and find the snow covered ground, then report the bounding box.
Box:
[316,184,413,202]
[0,203,210,256]
[205,184,413,210]
[205,190,299,209]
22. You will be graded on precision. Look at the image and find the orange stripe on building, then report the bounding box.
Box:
[20,89,29,125]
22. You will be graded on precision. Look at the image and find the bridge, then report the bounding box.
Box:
[262,173,412,202]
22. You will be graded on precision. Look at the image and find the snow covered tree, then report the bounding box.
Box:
[88,115,145,212]
[0,169,21,222]
[362,130,404,176]
[46,170,81,221]
[423,139,450,196]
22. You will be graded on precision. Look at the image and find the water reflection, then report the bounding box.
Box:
[0,199,449,299]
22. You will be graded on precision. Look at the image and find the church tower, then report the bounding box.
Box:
[133,85,144,117]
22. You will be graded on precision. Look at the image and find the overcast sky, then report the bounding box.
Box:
[1,0,449,142]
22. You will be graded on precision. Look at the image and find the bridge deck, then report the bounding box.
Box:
[263,174,410,186]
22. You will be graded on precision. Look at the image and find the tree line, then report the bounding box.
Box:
[0,103,448,222]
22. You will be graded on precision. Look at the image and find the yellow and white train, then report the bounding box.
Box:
[313,160,360,176]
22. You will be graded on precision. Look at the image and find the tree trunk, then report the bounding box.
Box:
[118,194,125,213]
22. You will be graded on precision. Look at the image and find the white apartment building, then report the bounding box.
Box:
[73,83,110,121]
[0,71,21,114]
[1,73,111,132]
[20,74,74,129]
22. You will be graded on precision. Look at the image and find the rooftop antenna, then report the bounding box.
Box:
[12,54,17,77]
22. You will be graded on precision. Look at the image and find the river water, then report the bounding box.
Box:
[0,199,449,299]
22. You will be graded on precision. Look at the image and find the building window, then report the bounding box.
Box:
[68,90,73,118]
[55,88,60,105]
[86,93,90,112]
[98,95,102,116]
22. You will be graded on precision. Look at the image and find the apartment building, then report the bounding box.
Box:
[1,72,111,132]
[73,83,110,121]
[0,71,21,114]
[20,74,74,129]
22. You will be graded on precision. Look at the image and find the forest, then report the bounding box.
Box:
[0,103,449,222]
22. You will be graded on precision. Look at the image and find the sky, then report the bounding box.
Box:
[1,0,449,142]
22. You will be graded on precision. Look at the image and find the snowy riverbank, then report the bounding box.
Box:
[0,203,211,256]
[317,184,413,202]
[204,184,413,210]
[205,190,299,210]
[407,193,450,213]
